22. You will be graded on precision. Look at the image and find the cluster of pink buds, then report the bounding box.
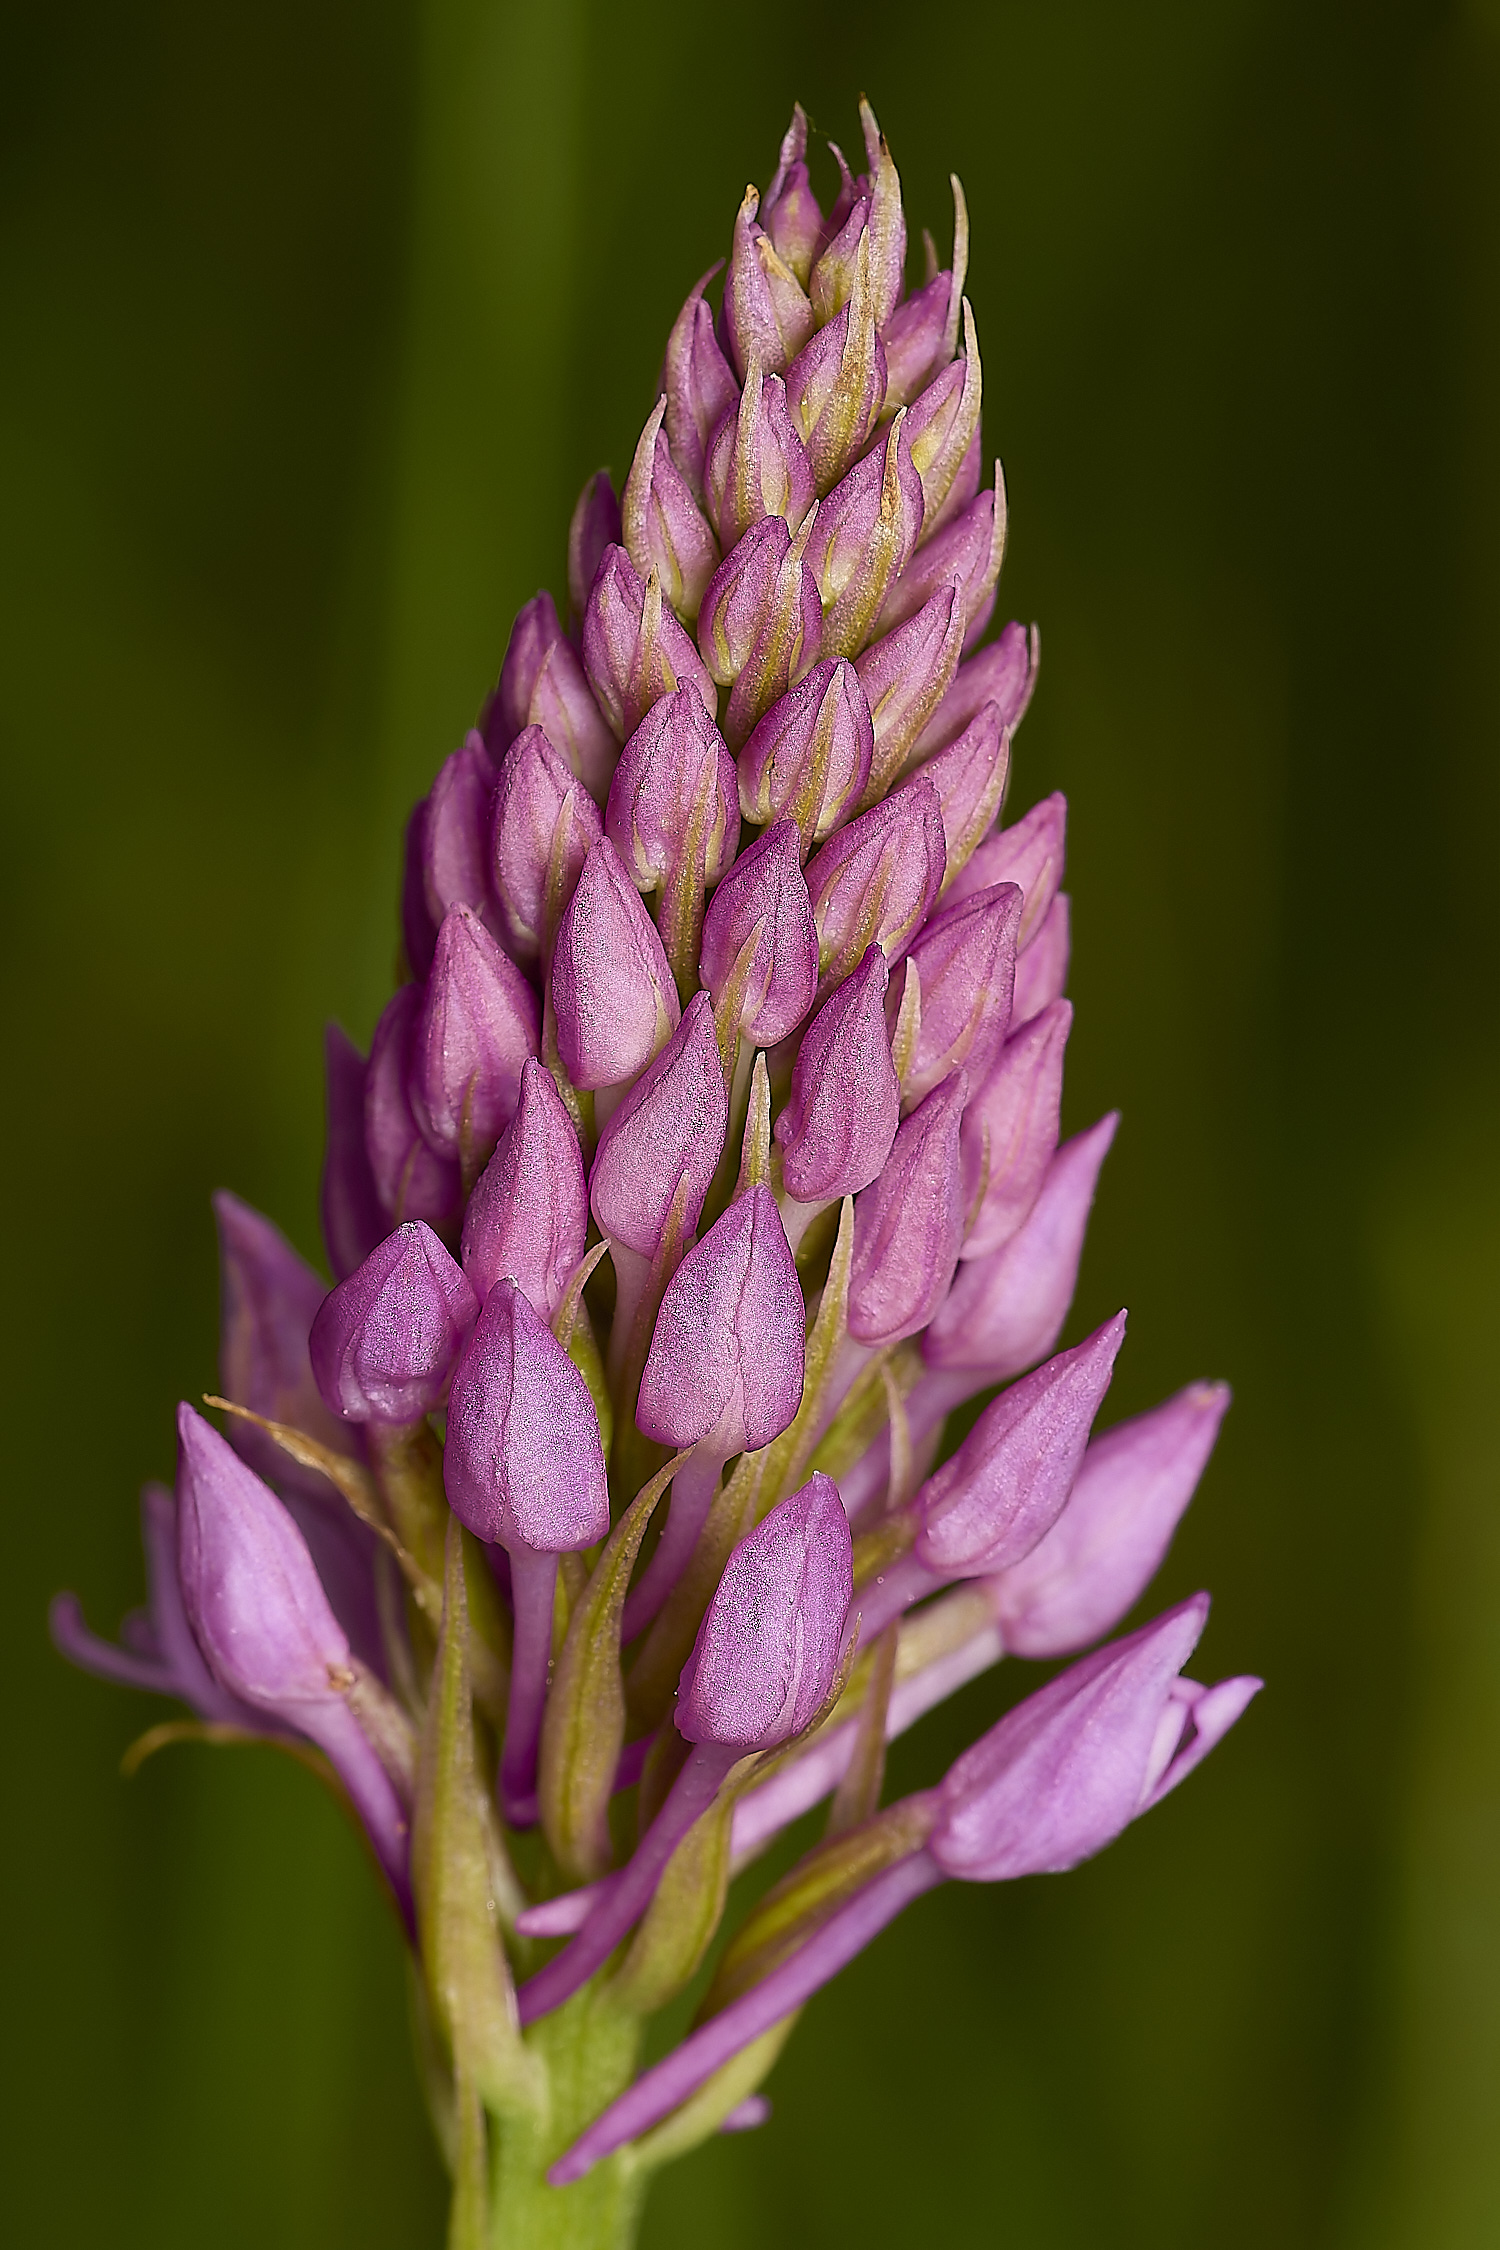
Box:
[53,98,1259,2242]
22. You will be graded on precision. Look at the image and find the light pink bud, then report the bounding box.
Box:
[913,620,1040,760]
[946,791,1065,946]
[855,582,967,799]
[806,771,947,1002]
[961,1000,1072,1259]
[588,991,727,1256]
[723,186,816,380]
[567,470,622,625]
[662,265,740,501]
[582,544,717,744]
[550,837,680,1092]
[705,360,816,549]
[444,1280,609,1555]
[409,905,541,1171]
[896,881,1022,1109]
[1012,893,1071,1027]
[605,685,739,899]
[848,1070,968,1347]
[419,733,497,936]
[925,1113,1118,1378]
[699,821,818,1048]
[787,230,887,493]
[774,944,900,1202]
[877,464,1006,651]
[737,655,873,854]
[462,1057,588,1318]
[637,1186,805,1454]
[364,985,460,1229]
[622,396,720,623]
[483,589,618,803]
[808,413,925,661]
[489,723,602,966]
[722,509,824,750]
[762,106,822,285]
[906,303,983,536]
[920,704,1011,891]
[698,515,790,687]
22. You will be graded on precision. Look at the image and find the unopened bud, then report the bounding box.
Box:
[724,185,816,380]
[583,546,718,743]
[550,837,680,1092]
[705,359,816,549]
[622,396,720,623]
[489,723,603,966]
[738,655,874,854]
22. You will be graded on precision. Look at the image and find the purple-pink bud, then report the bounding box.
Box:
[857,100,906,327]
[622,396,720,623]
[408,905,541,1170]
[991,1382,1232,1658]
[896,881,1021,1109]
[485,591,564,752]
[918,703,1010,887]
[961,999,1072,1258]
[483,592,617,804]
[636,1185,804,1454]
[947,791,1066,946]
[551,837,680,1092]
[805,771,947,1001]
[774,944,900,1202]
[786,233,887,493]
[677,1474,852,1749]
[808,191,870,325]
[928,1595,1260,1880]
[737,655,874,854]
[848,1070,968,1347]
[488,723,602,967]
[604,685,739,900]
[761,106,822,285]
[882,269,952,408]
[925,1113,1119,1377]
[662,266,740,501]
[461,1057,588,1318]
[905,309,982,535]
[698,515,791,688]
[723,186,816,381]
[214,1190,354,1486]
[705,361,816,550]
[877,466,1005,651]
[1012,893,1070,1028]
[320,1025,388,1281]
[444,1279,609,1554]
[414,734,498,945]
[808,414,925,661]
[588,991,727,1255]
[917,1315,1127,1577]
[723,513,824,752]
[309,1221,477,1425]
[855,582,967,800]
[567,471,622,625]
[582,545,717,743]
[364,985,461,1229]
[699,822,818,1048]
[913,620,1039,760]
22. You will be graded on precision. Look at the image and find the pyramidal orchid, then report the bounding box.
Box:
[51,99,1259,2249]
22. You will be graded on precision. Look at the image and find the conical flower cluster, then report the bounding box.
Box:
[54,100,1259,2239]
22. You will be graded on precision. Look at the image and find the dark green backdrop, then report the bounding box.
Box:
[4,1,1497,2242]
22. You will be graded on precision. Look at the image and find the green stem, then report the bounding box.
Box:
[485,1994,646,2250]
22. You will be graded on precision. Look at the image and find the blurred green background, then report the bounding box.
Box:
[3,0,1497,2242]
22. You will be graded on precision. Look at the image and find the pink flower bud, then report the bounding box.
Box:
[582,544,717,743]
[567,470,622,624]
[912,619,1039,760]
[722,511,824,751]
[877,464,1006,651]
[588,990,726,1255]
[461,1057,588,1318]
[925,1113,1119,1378]
[444,1279,609,1555]
[482,589,618,803]
[418,732,497,935]
[321,1024,388,1281]
[637,1185,805,1454]
[705,360,816,549]
[990,1382,1232,1658]
[929,1596,1259,1880]
[699,821,818,1048]
[698,515,790,687]
[961,1000,1072,1258]
[761,105,822,285]
[916,1315,1127,1577]
[946,791,1065,946]
[408,904,541,1172]
[848,1069,968,1347]
[919,704,1011,892]
[622,396,720,622]
[895,880,1021,1109]
[737,655,873,854]
[677,1474,852,1749]
[1012,893,1071,1027]
[310,1221,478,1425]
[605,685,739,901]
[775,943,900,1203]
[808,413,924,661]
[855,582,967,800]
[805,771,947,1001]
[723,185,816,380]
[786,230,887,493]
[906,304,983,535]
[488,723,603,966]
[662,265,740,501]
[364,985,460,1229]
[550,837,680,1092]
[856,99,907,328]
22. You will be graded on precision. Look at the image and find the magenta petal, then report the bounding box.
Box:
[960,999,1072,1259]
[551,837,681,1092]
[848,1071,968,1347]
[897,880,1022,1108]
[409,905,541,1166]
[946,791,1066,944]
[699,821,818,1048]
[774,944,899,1203]
[443,1280,609,1554]
[489,724,602,966]
[637,1187,805,1454]
[913,621,1040,759]
[588,990,727,1255]
[461,1058,588,1319]
[364,985,461,1228]
[310,1221,477,1426]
